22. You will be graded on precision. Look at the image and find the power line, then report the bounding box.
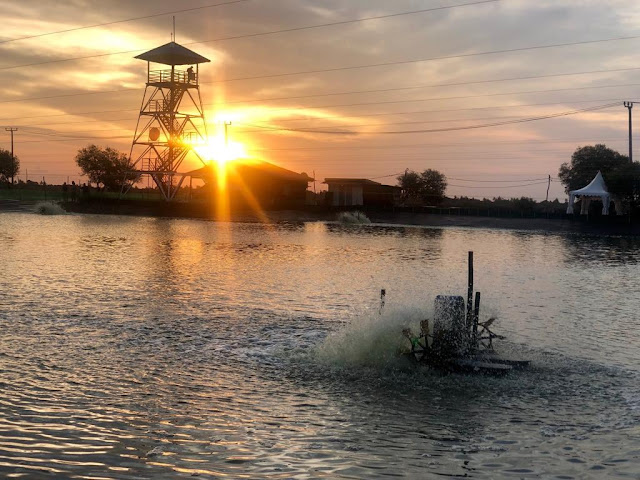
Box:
[448,177,549,182]
[13,120,630,152]
[0,0,253,45]
[233,96,624,132]
[448,181,550,188]
[367,172,405,180]
[0,88,137,105]
[237,102,619,135]
[9,101,626,146]
[220,66,640,106]
[241,96,625,123]
[0,1,500,72]
[2,15,640,89]
[0,94,626,125]
[0,81,634,134]
[237,98,628,124]
[4,63,640,106]
[14,135,131,145]
[371,172,556,182]
[0,108,138,122]
[240,136,628,152]
[20,115,553,137]
[203,35,640,85]
[16,114,524,130]
[219,82,640,117]
[230,92,625,118]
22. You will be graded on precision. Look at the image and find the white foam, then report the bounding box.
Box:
[337,211,371,224]
[34,202,67,215]
[314,305,430,369]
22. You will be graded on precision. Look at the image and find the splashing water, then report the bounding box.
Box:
[314,305,431,369]
[337,210,371,224]
[34,202,67,215]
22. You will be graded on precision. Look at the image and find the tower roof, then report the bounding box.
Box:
[135,41,210,65]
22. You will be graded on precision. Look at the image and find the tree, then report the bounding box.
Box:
[0,148,19,185]
[397,170,422,203]
[558,144,640,207]
[397,168,447,205]
[558,144,628,192]
[419,169,448,205]
[75,145,140,191]
[607,161,640,205]
[512,196,536,215]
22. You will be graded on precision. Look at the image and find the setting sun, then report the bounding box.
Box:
[195,135,249,167]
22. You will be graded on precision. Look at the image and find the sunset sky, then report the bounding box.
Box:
[2,0,640,200]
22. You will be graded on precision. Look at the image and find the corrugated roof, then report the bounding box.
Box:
[135,42,210,65]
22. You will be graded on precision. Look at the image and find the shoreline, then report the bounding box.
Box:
[365,211,638,235]
[4,198,640,235]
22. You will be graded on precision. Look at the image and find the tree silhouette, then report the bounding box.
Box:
[0,148,19,185]
[397,169,447,205]
[558,144,628,192]
[75,145,140,191]
[559,144,640,206]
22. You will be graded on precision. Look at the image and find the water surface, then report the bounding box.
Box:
[0,212,638,478]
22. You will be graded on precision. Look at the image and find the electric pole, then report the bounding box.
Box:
[624,101,633,163]
[223,121,232,148]
[5,127,17,185]
[546,174,550,202]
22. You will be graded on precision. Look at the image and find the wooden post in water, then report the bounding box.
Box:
[466,251,474,331]
[473,291,481,347]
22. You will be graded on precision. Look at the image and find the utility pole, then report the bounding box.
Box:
[624,101,634,163]
[402,168,409,202]
[5,127,17,185]
[312,169,317,206]
[223,121,232,147]
[546,174,550,202]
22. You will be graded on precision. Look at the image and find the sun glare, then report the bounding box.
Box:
[195,135,249,168]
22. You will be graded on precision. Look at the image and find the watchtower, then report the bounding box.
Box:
[127,42,210,200]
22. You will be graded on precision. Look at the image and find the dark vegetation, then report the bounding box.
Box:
[0,148,19,185]
[397,169,448,206]
[559,144,640,209]
[75,144,140,191]
[4,142,640,222]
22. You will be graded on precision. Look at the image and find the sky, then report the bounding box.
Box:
[1,0,640,200]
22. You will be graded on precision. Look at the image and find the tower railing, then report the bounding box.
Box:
[141,158,159,171]
[147,99,166,112]
[148,69,198,85]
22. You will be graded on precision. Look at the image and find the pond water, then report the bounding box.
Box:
[0,212,638,479]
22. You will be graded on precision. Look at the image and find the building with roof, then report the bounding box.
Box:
[323,178,400,208]
[189,160,313,210]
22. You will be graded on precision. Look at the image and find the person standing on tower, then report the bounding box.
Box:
[187,66,195,83]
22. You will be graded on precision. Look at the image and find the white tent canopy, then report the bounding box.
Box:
[566,170,620,215]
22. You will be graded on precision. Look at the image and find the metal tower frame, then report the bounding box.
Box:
[125,42,210,201]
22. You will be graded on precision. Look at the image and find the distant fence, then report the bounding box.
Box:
[323,204,569,220]
[0,183,170,203]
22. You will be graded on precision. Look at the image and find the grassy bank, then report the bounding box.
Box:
[3,191,639,235]
[53,197,640,235]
